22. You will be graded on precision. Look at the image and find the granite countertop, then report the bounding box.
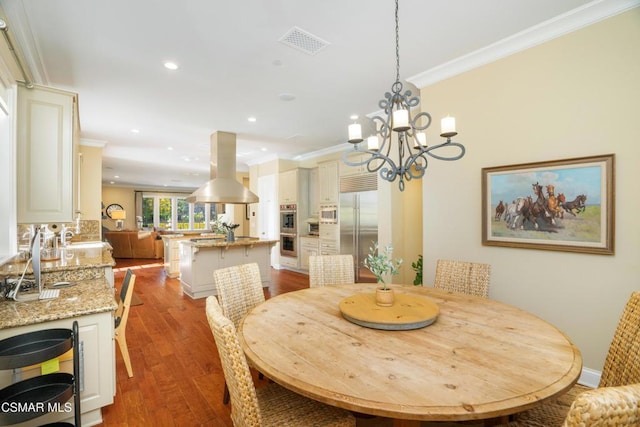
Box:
[0,277,117,329]
[0,242,115,278]
[180,238,279,248]
[161,233,226,240]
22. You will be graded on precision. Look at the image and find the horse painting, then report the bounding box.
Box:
[562,194,587,216]
[504,197,525,229]
[546,184,564,219]
[520,182,555,229]
[495,201,505,221]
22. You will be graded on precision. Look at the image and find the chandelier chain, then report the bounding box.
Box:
[395,0,400,84]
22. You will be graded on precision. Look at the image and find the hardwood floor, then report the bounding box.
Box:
[98,259,309,426]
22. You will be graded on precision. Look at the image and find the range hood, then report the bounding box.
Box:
[186,131,259,204]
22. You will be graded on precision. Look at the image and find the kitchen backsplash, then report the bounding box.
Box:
[17,220,101,248]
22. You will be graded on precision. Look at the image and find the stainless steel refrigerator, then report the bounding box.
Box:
[339,175,378,283]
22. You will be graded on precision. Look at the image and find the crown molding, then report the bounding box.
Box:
[245,152,280,167]
[407,0,640,89]
[294,142,350,161]
[80,138,108,148]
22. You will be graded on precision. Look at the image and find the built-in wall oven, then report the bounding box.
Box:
[280,204,297,257]
[280,204,297,233]
[280,233,297,257]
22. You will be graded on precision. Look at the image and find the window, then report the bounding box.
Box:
[193,204,206,230]
[141,192,219,231]
[159,197,172,229]
[177,198,190,230]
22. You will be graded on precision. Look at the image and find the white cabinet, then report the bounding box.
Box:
[179,242,275,299]
[300,237,319,270]
[17,84,79,224]
[0,311,114,426]
[318,161,339,204]
[319,223,340,255]
[309,167,319,217]
[279,169,297,203]
[278,168,310,204]
[163,236,184,278]
[339,152,371,177]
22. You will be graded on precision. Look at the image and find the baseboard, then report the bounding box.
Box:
[578,367,601,388]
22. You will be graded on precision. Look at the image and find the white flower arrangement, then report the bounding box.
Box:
[364,242,403,290]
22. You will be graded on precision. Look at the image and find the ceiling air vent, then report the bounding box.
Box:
[278,27,329,56]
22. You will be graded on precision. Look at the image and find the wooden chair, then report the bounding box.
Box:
[205,296,356,427]
[308,254,354,287]
[509,291,640,426]
[213,263,266,404]
[434,259,490,298]
[114,268,136,378]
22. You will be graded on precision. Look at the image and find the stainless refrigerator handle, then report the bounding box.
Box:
[354,194,360,280]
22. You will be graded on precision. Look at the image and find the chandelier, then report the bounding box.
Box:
[343,0,465,191]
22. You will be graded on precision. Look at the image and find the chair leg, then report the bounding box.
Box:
[223,382,230,405]
[116,333,134,378]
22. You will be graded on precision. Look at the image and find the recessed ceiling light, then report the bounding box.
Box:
[248,117,257,122]
[164,61,179,70]
[114,175,120,179]
[131,129,140,133]
[261,147,268,152]
[167,146,174,151]
[110,181,115,185]
[278,93,296,101]
[350,115,359,120]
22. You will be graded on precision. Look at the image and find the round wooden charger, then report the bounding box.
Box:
[339,292,439,330]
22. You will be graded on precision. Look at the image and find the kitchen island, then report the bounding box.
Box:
[0,243,117,426]
[179,238,278,299]
[161,232,225,278]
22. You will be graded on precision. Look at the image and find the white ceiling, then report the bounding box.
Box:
[1,0,622,190]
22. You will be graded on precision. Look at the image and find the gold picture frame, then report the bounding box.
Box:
[482,154,614,255]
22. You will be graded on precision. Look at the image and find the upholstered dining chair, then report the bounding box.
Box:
[114,268,136,378]
[308,254,354,287]
[205,296,356,427]
[213,263,266,404]
[434,259,490,298]
[509,291,640,426]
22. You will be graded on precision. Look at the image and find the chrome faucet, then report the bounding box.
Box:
[61,225,75,246]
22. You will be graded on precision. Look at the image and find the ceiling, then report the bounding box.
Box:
[1,0,605,190]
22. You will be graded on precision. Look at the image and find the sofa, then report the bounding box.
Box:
[104,230,164,259]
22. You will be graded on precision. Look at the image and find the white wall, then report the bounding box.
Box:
[420,9,640,371]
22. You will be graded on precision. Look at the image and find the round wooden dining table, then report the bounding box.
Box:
[239,284,582,426]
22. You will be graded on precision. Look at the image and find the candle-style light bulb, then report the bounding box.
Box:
[367,135,379,151]
[348,123,363,143]
[415,132,427,148]
[440,116,457,138]
[392,109,410,132]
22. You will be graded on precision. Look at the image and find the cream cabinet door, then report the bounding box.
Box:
[318,161,339,203]
[278,169,298,203]
[17,85,78,223]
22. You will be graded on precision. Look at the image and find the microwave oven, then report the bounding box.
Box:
[319,205,338,224]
